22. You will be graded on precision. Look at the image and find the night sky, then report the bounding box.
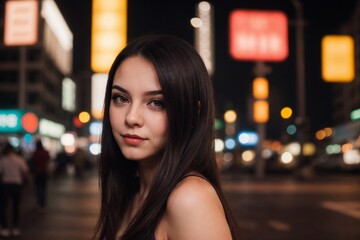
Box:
[55,0,358,139]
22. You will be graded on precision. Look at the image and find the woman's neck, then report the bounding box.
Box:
[137,159,159,199]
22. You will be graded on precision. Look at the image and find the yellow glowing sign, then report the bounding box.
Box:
[253,100,269,123]
[91,0,127,73]
[4,0,39,46]
[322,35,354,82]
[253,77,269,99]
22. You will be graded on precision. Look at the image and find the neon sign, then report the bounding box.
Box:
[0,109,39,134]
[229,10,288,61]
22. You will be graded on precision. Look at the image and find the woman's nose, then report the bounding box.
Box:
[125,104,144,127]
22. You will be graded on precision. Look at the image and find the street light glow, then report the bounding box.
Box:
[281,107,293,119]
[190,17,202,28]
[215,138,224,152]
[224,110,237,123]
[280,152,293,164]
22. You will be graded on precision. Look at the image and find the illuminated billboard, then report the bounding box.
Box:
[4,0,39,46]
[229,10,288,61]
[322,35,354,82]
[41,0,73,75]
[91,0,127,73]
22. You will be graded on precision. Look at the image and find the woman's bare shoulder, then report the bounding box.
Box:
[167,176,219,209]
[163,175,232,239]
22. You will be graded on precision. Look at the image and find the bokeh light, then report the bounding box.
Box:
[280,107,292,119]
[79,111,91,123]
[224,110,237,123]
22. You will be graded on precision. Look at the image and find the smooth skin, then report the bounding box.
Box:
[110,56,232,239]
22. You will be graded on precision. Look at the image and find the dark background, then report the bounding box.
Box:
[55,0,359,139]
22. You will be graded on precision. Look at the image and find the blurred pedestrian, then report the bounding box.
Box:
[73,148,88,179]
[54,149,71,178]
[29,140,51,212]
[0,142,29,237]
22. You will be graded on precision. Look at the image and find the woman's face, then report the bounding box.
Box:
[110,56,168,162]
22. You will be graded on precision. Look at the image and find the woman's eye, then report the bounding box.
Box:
[149,99,165,110]
[111,94,128,104]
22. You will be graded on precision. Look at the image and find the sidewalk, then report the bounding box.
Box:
[8,170,100,240]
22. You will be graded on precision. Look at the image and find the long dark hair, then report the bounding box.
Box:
[94,35,238,240]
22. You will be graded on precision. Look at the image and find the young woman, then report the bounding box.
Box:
[94,35,238,240]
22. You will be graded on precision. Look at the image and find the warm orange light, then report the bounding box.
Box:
[4,0,39,46]
[253,77,269,99]
[229,10,288,61]
[323,127,333,137]
[91,0,127,73]
[341,143,353,153]
[303,143,316,156]
[224,110,237,123]
[253,100,269,123]
[92,110,104,120]
[322,35,354,82]
[271,141,282,152]
[280,107,292,119]
[21,112,38,133]
[315,130,326,140]
[79,111,91,123]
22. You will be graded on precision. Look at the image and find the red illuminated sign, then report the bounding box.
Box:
[229,10,288,61]
[21,112,39,133]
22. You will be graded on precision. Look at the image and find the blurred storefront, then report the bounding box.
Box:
[0,109,65,158]
[0,0,76,154]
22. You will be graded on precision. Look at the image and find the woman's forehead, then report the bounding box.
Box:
[113,56,161,92]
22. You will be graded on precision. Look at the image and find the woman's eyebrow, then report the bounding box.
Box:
[112,84,163,96]
[144,90,163,96]
[112,85,128,93]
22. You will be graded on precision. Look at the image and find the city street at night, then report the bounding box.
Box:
[12,169,360,240]
[1,0,360,239]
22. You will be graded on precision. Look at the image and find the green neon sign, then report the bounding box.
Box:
[350,108,360,121]
[0,110,24,133]
[0,109,39,134]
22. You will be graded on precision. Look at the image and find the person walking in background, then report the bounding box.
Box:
[0,142,29,237]
[54,148,72,178]
[29,140,51,213]
[73,147,88,179]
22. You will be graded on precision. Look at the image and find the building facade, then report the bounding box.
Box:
[332,1,360,125]
[0,0,75,155]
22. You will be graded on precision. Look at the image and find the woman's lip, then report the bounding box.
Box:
[121,134,146,145]
[122,134,145,140]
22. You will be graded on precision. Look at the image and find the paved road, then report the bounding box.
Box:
[222,172,360,240]
[3,170,360,240]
